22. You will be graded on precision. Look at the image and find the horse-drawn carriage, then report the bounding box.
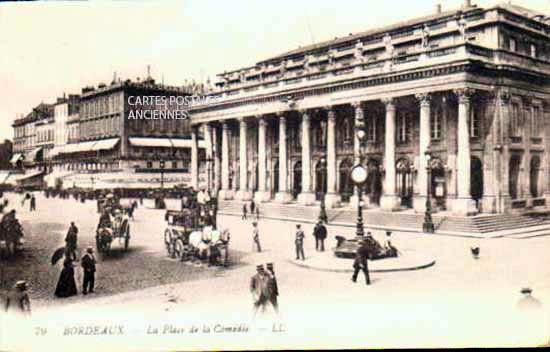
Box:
[96,208,131,254]
[334,234,398,260]
[97,193,120,213]
[164,208,229,266]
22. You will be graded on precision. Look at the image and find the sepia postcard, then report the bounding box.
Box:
[1,0,549,350]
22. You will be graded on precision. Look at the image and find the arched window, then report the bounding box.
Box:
[530,156,541,198]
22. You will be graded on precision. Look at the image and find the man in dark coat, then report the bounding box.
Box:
[4,280,31,316]
[81,247,96,295]
[313,220,327,252]
[29,195,36,211]
[351,238,371,285]
[250,265,267,315]
[295,224,305,260]
[242,204,248,220]
[266,262,279,313]
[65,222,78,261]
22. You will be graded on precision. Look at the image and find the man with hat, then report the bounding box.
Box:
[295,224,305,260]
[351,237,371,285]
[81,247,96,295]
[517,287,542,311]
[313,220,327,252]
[265,263,279,313]
[252,221,261,252]
[4,280,31,315]
[250,264,268,315]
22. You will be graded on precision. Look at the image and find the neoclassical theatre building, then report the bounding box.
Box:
[189,1,550,215]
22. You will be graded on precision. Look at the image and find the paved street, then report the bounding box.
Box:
[1,191,550,348]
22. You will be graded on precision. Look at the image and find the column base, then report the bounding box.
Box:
[380,194,401,211]
[218,189,234,200]
[297,192,316,206]
[451,197,478,216]
[412,196,438,213]
[324,193,341,208]
[275,191,293,204]
[481,195,497,214]
[254,191,272,203]
[235,190,253,201]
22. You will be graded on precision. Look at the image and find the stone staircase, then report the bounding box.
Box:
[218,200,550,237]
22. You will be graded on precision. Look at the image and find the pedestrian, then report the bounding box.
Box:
[29,195,36,211]
[252,221,261,252]
[255,206,260,220]
[313,220,327,251]
[265,262,279,313]
[351,238,371,285]
[4,280,31,316]
[242,203,248,220]
[65,222,78,261]
[81,247,96,295]
[250,265,267,316]
[250,200,256,215]
[55,258,78,298]
[517,287,542,312]
[295,224,305,260]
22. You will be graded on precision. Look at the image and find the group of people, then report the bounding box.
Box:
[294,220,328,261]
[21,192,36,211]
[250,263,279,315]
[242,200,260,221]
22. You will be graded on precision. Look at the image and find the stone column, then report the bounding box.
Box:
[254,116,270,202]
[204,123,213,192]
[212,125,221,193]
[275,113,292,203]
[297,110,315,205]
[235,118,252,200]
[380,97,400,210]
[453,88,477,215]
[413,93,432,212]
[190,126,199,190]
[325,106,341,208]
[349,102,365,208]
[218,122,233,200]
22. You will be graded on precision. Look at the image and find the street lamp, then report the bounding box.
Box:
[351,126,368,238]
[319,157,328,223]
[423,144,435,233]
[159,159,165,190]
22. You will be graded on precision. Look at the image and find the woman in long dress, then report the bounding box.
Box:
[55,258,78,298]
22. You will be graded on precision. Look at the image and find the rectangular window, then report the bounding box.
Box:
[530,44,537,58]
[397,112,408,143]
[511,103,520,137]
[533,106,541,137]
[470,106,480,138]
[509,38,516,52]
[172,161,178,169]
[146,161,152,169]
[367,117,376,142]
[430,108,442,140]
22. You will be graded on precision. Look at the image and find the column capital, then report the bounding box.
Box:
[275,111,286,119]
[221,121,229,129]
[238,117,247,126]
[327,108,336,120]
[381,97,395,110]
[350,101,364,110]
[498,90,511,105]
[415,92,432,107]
[299,109,310,121]
[453,88,476,104]
[257,116,267,126]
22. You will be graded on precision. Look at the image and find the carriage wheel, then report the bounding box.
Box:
[164,229,173,257]
[173,238,184,259]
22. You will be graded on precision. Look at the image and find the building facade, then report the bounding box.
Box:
[12,103,54,169]
[189,2,550,215]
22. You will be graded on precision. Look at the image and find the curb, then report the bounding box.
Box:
[287,258,436,273]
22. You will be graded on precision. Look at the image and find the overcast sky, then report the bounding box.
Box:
[0,0,548,141]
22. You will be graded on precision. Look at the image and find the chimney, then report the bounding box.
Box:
[436,2,442,14]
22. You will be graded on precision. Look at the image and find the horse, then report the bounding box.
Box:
[96,227,112,253]
[188,228,231,266]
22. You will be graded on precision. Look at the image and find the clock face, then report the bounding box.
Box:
[351,165,367,184]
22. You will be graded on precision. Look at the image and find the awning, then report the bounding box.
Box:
[91,137,120,151]
[16,170,45,182]
[53,138,120,155]
[25,147,43,162]
[10,153,23,164]
[129,137,206,149]
[128,137,172,148]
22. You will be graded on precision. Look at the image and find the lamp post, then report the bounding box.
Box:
[423,144,435,233]
[319,157,328,223]
[351,127,368,238]
[159,159,165,190]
